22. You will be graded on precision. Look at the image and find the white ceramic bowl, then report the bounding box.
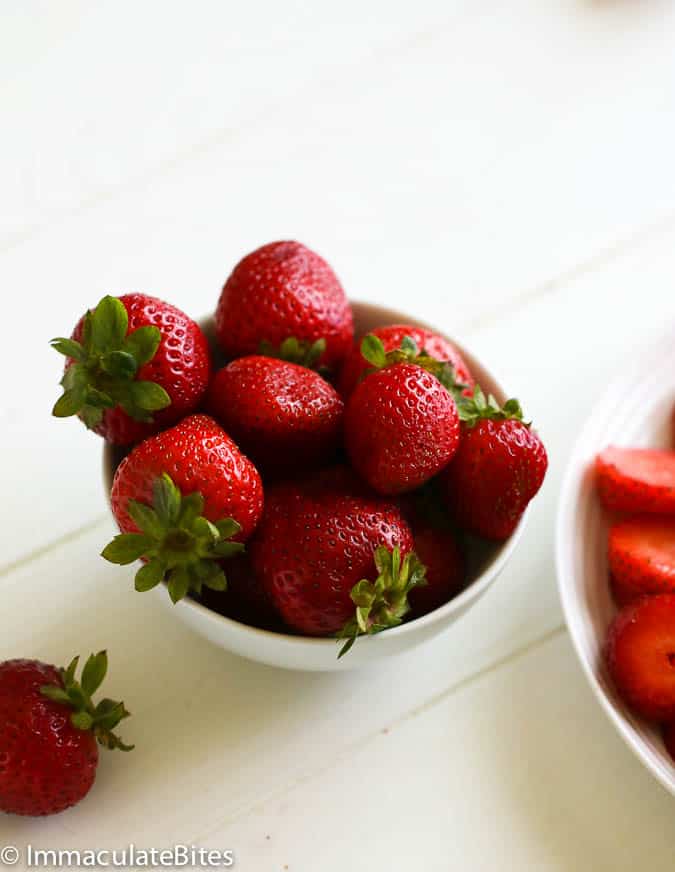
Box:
[556,330,675,795]
[104,302,530,671]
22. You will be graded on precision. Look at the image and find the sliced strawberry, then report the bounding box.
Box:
[608,517,675,604]
[596,447,675,515]
[605,594,675,721]
[610,574,642,608]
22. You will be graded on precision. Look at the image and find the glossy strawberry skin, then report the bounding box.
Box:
[0,660,98,816]
[605,594,675,722]
[207,356,343,474]
[608,517,675,604]
[441,419,548,540]
[408,526,464,618]
[345,363,460,496]
[339,324,474,398]
[250,468,413,635]
[110,414,263,542]
[69,294,211,445]
[596,447,675,515]
[215,241,354,370]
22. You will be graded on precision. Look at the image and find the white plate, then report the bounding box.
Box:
[556,330,675,795]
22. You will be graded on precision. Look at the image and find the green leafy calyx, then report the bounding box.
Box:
[359,334,467,400]
[40,651,133,751]
[258,336,327,371]
[51,295,170,430]
[101,473,244,603]
[336,546,427,658]
[455,385,528,428]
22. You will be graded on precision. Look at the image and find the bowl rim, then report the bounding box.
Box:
[103,298,531,652]
[555,329,675,797]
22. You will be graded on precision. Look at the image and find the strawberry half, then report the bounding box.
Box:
[0,652,131,816]
[605,594,675,721]
[51,294,211,445]
[104,414,263,603]
[596,447,675,515]
[608,517,675,604]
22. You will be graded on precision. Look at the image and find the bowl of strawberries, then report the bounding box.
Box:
[557,331,675,794]
[52,241,548,671]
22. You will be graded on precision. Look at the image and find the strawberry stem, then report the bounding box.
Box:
[101,473,245,603]
[359,334,467,399]
[51,295,170,429]
[40,651,133,752]
[336,546,427,658]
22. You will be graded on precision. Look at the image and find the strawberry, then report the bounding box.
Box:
[103,415,262,603]
[51,294,211,445]
[608,517,675,604]
[662,721,675,764]
[215,241,354,371]
[408,525,465,618]
[440,387,548,540]
[344,335,461,495]
[596,447,675,515]
[339,324,474,398]
[250,468,425,653]
[207,355,343,473]
[0,652,131,816]
[605,594,675,721]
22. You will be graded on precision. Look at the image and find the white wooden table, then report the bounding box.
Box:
[2,2,675,868]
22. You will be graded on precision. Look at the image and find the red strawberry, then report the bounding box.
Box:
[104,415,262,603]
[51,294,211,445]
[605,594,675,721]
[662,721,675,764]
[608,517,675,604]
[408,525,465,618]
[215,241,353,370]
[339,324,474,398]
[250,468,425,653]
[0,652,131,816]
[440,387,548,540]
[596,447,675,515]
[344,335,461,495]
[207,355,343,473]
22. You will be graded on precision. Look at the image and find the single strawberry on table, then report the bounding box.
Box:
[596,447,675,515]
[215,240,354,371]
[250,467,426,654]
[0,651,131,817]
[440,386,547,541]
[51,293,211,445]
[339,323,474,399]
[103,414,263,603]
[344,334,461,495]
[608,516,675,605]
[605,594,675,722]
[207,355,344,474]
